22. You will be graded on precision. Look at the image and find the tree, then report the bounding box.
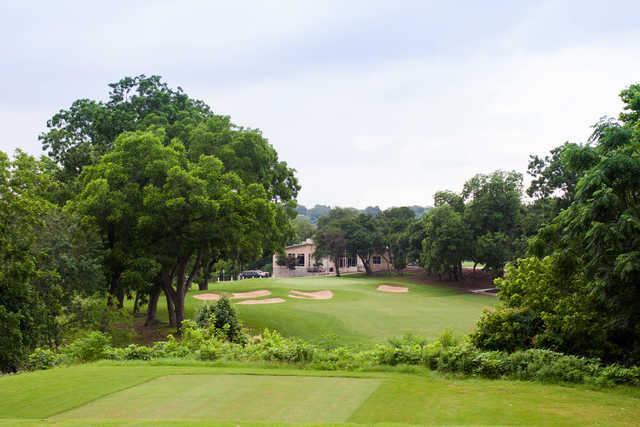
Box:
[433,190,464,213]
[475,82,640,363]
[344,213,384,275]
[0,151,64,371]
[40,75,212,182]
[362,206,382,217]
[314,208,357,276]
[307,204,331,223]
[462,170,523,274]
[527,141,598,213]
[420,205,470,280]
[290,215,315,244]
[378,207,416,273]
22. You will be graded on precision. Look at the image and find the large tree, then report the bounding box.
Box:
[420,205,470,280]
[474,83,640,363]
[344,213,384,275]
[378,207,416,273]
[313,208,357,276]
[52,76,299,330]
[462,170,523,274]
[40,75,212,181]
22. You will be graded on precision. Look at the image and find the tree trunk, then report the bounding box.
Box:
[144,285,161,326]
[165,291,176,327]
[333,256,341,277]
[174,256,190,333]
[358,254,372,276]
[132,291,140,316]
[199,259,214,290]
[183,249,202,298]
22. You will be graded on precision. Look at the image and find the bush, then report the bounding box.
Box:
[195,298,243,343]
[257,329,315,363]
[62,331,111,363]
[598,365,640,386]
[472,307,541,352]
[107,344,153,361]
[26,347,64,370]
[25,322,640,388]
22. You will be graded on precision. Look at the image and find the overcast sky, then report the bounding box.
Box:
[2,1,639,208]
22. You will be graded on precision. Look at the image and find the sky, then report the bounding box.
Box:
[1,1,639,209]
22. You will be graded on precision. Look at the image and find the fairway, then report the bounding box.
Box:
[172,275,494,346]
[55,374,381,423]
[2,364,640,426]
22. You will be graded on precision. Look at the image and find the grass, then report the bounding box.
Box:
[146,274,495,347]
[55,374,381,423]
[1,363,640,426]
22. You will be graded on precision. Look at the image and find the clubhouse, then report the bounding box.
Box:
[272,239,391,278]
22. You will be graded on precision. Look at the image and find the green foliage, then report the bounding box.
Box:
[106,344,153,361]
[26,348,64,370]
[195,298,243,342]
[0,150,69,372]
[34,323,640,387]
[313,208,358,276]
[420,205,469,280]
[472,306,541,352]
[483,83,640,364]
[290,215,315,244]
[62,331,112,363]
[378,207,416,272]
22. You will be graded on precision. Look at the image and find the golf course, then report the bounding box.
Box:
[2,275,639,426]
[181,274,494,346]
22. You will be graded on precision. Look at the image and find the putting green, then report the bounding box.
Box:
[54,374,382,423]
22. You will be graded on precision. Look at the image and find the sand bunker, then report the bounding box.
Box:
[377,284,409,293]
[237,297,285,305]
[288,290,333,300]
[192,293,222,301]
[231,290,271,299]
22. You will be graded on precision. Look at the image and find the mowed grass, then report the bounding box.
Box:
[161,274,495,346]
[1,363,640,426]
[55,374,381,423]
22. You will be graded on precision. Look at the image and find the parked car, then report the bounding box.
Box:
[259,270,270,278]
[239,270,262,279]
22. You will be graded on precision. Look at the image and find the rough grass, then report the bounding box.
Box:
[153,274,494,347]
[1,363,640,426]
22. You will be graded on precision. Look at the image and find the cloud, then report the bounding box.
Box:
[1,1,640,208]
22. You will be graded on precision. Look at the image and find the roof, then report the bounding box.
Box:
[284,238,314,249]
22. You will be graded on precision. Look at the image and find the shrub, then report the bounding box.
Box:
[374,334,427,366]
[195,304,215,329]
[257,329,315,363]
[26,347,64,370]
[62,331,111,362]
[198,343,220,361]
[472,307,541,352]
[472,351,508,378]
[107,344,153,361]
[195,298,243,343]
[598,365,640,386]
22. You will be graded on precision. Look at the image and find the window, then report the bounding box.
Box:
[373,255,381,265]
[297,254,305,266]
[339,257,346,268]
[347,256,357,267]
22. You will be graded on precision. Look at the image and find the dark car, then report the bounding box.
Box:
[238,270,262,279]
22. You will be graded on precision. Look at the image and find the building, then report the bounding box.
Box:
[272,239,392,278]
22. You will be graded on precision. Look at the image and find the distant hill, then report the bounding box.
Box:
[296,204,432,224]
